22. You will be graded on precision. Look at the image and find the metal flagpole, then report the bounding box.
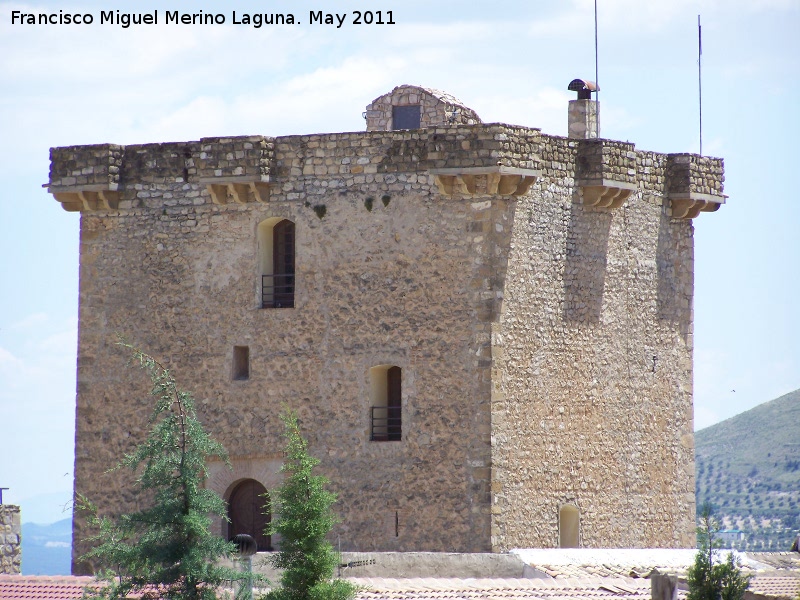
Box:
[595,0,599,138]
[698,14,703,156]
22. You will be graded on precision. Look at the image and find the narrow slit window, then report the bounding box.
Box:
[233,346,250,380]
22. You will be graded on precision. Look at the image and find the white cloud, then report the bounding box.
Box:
[9,313,48,330]
[0,313,77,508]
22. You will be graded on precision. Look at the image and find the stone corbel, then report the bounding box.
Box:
[48,185,121,212]
[199,177,270,205]
[669,192,726,219]
[429,166,540,198]
[579,180,637,209]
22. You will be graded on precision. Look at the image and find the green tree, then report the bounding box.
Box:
[264,411,356,600]
[79,342,245,600]
[688,503,750,600]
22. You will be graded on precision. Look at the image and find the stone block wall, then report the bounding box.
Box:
[490,134,697,551]
[66,128,511,573]
[426,125,540,171]
[49,144,123,189]
[48,89,725,568]
[0,505,21,575]
[575,139,637,186]
[666,154,725,197]
[196,136,275,181]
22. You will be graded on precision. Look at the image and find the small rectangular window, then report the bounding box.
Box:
[392,105,421,130]
[233,346,250,380]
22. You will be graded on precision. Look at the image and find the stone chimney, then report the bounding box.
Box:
[567,78,599,139]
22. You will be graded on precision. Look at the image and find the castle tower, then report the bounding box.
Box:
[47,84,725,572]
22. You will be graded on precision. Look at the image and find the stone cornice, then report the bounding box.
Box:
[429,166,541,197]
[669,191,726,219]
[47,183,121,212]
[197,176,271,205]
[579,179,637,209]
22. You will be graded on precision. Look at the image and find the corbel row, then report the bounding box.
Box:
[429,166,541,198]
[48,185,121,212]
[199,177,271,205]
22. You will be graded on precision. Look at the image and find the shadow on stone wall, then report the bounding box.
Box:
[656,214,691,341]
[563,202,612,324]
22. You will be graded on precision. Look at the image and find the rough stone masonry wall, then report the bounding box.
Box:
[490,136,697,551]
[0,505,21,574]
[68,130,509,572]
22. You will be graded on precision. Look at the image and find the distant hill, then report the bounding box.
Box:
[18,491,72,525]
[695,388,800,551]
[21,518,72,575]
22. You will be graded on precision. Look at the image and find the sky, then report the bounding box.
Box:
[0,0,798,525]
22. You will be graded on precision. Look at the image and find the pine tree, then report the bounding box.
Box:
[687,503,750,600]
[264,411,356,600]
[78,342,245,600]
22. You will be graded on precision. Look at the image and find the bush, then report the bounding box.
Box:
[688,504,750,600]
[263,411,356,600]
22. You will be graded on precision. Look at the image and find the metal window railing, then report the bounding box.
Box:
[370,406,401,441]
[261,274,295,308]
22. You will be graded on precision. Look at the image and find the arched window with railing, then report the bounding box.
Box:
[369,365,402,441]
[257,218,295,308]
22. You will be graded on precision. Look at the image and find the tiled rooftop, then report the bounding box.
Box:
[511,549,800,580]
[747,576,800,600]
[349,577,664,600]
[744,553,800,573]
[1,550,796,600]
[512,549,698,579]
[1,573,797,600]
[0,575,95,600]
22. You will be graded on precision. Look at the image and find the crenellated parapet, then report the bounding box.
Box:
[45,125,724,217]
[196,135,274,204]
[575,139,637,209]
[666,153,726,218]
[48,144,123,211]
[427,125,541,197]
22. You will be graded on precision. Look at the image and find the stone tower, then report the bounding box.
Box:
[47,84,724,572]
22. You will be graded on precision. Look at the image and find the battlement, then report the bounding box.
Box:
[48,125,724,218]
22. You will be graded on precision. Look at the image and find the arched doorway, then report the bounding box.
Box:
[227,479,271,551]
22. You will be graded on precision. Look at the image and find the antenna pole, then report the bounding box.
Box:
[698,14,703,156]
[594,0,599,138]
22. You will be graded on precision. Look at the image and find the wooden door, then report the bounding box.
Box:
[228,479,271,551]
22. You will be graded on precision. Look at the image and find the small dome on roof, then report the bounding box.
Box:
[364,84,481,132]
